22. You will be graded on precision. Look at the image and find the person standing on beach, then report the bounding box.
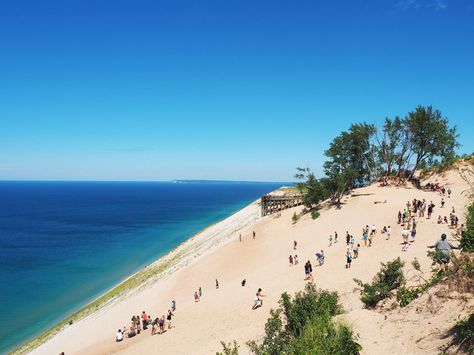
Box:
[171,299,176,311]
[166,310,174,329]
[294,240,297,250]
[239,233,242,242]
[141,311,148,330]
[194,291,199,302]
[158,315,165,334]
[427,201,435,219]
[402,228,410,244]
[198,286,202,298]
[215,279,219,289]
[346,231,350,246]
[289,255,293,266]
[294,254,299,265]
[334,231,338,243]
[386,226,391,240]
[253,230,256,239]
[448,187,452,198]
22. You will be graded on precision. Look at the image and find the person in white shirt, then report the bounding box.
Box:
[116,328,124,342]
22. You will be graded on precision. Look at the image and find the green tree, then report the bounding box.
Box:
[294,168,328,210]
[376,116,404,182]
[405,105,459,178]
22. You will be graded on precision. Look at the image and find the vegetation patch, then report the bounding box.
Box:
[217,283,361,355]
[354,258,405,308]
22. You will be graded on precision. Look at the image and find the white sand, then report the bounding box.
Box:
[31,166,473,355]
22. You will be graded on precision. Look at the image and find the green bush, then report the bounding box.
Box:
[292,212,300,224]
[396,287,419,307]
[246,283,360,355]
[354,258,405,308]
[453,314,474,353]
[460,203,474,252]
[311,209,320,220]
[216,341,239,355]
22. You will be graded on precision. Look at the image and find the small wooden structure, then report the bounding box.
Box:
[260,194,304,216]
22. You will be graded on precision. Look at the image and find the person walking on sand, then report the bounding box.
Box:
[428,233,459,272]
[441,198,445,208]
[346,231,350,246]
[293,240,297,250]
[198,286,202,298]
[216,279,219,289]
[158,316,165,334]
[171,299,176,311]
[448,187,452,198]
[166,310,174,329]
[329,234,333,246]
[353,244,360,258]
[252,288,265,310]
[194,291,200,302]
[411,227,417,242]
[151,318,158,336]
[363,228,368,246]
[371,224,376,236]
[316,250,325,266]
[294,254,299,265]
[141,311,148,330]
[334,231,338,243]
[346,249,353,269]
[239,233,242,242]
[253,230,256,239]
[401,228,410,244]
[289,254,293,266]
[368,231,373,247]
[386,226,391,240]
[427,201,435,219]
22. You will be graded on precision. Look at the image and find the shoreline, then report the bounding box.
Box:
[13,195,266,355]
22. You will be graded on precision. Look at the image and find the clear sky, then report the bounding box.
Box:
[0,0,473,181]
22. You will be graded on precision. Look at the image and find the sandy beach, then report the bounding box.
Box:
[27,166,473,355]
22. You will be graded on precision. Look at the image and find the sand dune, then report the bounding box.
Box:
[31,166,473,355]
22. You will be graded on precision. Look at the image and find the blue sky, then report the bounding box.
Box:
[0,0,473,181]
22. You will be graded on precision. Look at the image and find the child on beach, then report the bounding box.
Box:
[346,249,352,269]
[353,244,359,258]
[316,250,325,266]
[411,227,417,242]
[158,316,165,334]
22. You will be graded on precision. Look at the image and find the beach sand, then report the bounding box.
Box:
[29,166,473,355]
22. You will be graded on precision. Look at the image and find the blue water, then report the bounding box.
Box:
[0,181,283,353]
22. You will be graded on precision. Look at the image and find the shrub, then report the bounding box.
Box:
[453,313,474,353]
[354,258,405,308]
[246,283,360,355]
[460,203,474,252]
[216,341,239,355]
[311,209,320,220]
[292,212,300,224]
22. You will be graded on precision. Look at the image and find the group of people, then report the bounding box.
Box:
[115,302,177,342]
[424,182,452,198]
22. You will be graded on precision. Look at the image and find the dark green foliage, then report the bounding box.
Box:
[311,210,320,220]
[460,203,474,252]
[247,283,360,355]
[405,105,459,177]
[396,272,444,307]
[354,258,405,308]
[216,341,239,355]
[453,314,474,353]
[294,168,328,209]
[323,123,377,205]
[292,212,299,224]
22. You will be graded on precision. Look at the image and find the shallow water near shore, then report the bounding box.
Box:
[0,181,283,353]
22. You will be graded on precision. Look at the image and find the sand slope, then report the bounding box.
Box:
[31,165,473,355]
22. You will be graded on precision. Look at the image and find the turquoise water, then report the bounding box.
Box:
[0,181,283,353]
